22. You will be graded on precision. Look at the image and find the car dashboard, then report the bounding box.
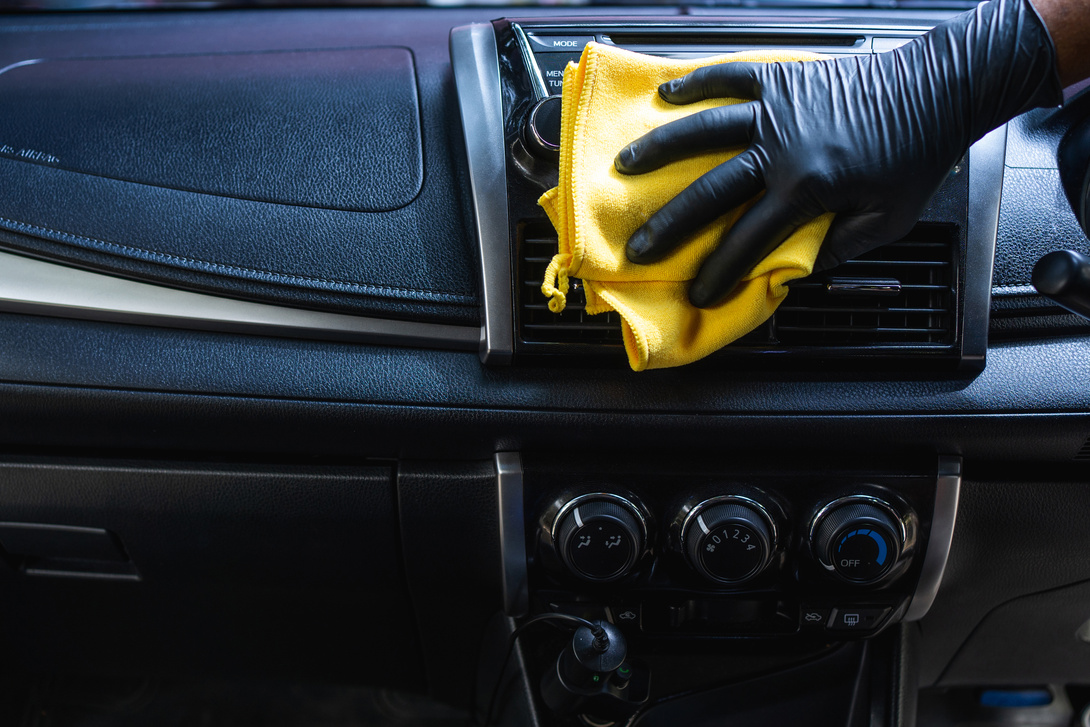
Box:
[1,4,1090,726]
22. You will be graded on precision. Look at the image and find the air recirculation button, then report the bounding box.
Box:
[812,499,903,585]
[555,496,646,583]
[683,499,775,586]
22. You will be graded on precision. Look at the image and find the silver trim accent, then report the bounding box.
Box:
[23,568,141,582]
[526,97,562,154]
[825,277,902,297]
[0,251,479,350]
[0,59,42,78]
[962,126,1007,370]
[680,494,778,585]
[495,452,528,617]
[520,21,934,34]
[904,456,961,621]
[512,23,549,101]
[450,24,513,365]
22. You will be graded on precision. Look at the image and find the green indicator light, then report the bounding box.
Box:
[618,666,630,675]
[592,675,600,683]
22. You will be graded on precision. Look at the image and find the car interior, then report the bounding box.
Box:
[2,0,1090,725]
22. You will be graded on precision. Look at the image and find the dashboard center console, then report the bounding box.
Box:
[451,18,1002,369]
[506,455,958,641]
[492,452,959,724]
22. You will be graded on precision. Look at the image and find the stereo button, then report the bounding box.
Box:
[525,34,595,53]
[535,54,581,95]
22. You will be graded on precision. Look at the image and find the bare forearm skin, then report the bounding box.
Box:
[1032,0,1090,87]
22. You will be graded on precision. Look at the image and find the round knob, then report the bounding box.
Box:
[523,95,562,159]
[812,499,903,584]
[555,496,645,582]
[683,499,774,585]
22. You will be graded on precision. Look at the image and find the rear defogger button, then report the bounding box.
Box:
[828,607,891,632]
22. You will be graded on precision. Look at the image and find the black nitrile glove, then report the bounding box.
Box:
[615,0,1063,308]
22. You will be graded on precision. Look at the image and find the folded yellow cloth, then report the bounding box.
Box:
[539,43,834,371]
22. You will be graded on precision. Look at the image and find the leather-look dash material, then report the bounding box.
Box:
[0,47,422,212]
[991,98,1090,338]
[0,29,479,325]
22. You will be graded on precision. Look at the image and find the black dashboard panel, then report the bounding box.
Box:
[0,5,1089,725]
[0,10,482,324]
[0,48,423,211]
[0,459,421,684]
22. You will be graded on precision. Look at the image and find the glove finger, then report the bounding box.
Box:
[813,212,899,272]
[615,102,759,175]
[689,195,801,308]
[626,149,764,264]
[658,62,764,105]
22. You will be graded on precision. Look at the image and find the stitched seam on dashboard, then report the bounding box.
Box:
[0,216,476,304]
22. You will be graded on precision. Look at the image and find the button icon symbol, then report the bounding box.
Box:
[605,535,622,549]
[618,610,637,621]
[577,535,591,548]
[804,612,823,623]
[843,613,860,627]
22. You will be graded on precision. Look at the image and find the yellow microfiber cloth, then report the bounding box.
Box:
[539,43,835,372]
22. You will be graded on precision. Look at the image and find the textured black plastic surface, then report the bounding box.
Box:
[0,459,422,683]
[4,312,1090,462]
[397,460,501,709]
[991,94,1090,337]
[920,479,1090,687]
[1058,113,1090,238]
[0,48,422,212]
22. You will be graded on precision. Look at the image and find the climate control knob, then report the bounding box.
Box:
[554,495,646,582]
[811,498,904,584]
[683,498,775,585]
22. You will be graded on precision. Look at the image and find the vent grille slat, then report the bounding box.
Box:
[517,222,958,351]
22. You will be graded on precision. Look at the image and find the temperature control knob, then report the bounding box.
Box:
[812,499,904,584]
[554,495,646,582]
[683,498,775,585]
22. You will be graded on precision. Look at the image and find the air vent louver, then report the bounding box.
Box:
[517,222,957,355]
[775,225,957,347]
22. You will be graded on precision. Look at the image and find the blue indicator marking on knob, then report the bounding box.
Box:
[866,530,888,565]
[836,529,888,565]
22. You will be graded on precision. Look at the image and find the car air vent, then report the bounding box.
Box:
[516,222,957,354]
[776,224,958,347]
[519,223,624,346]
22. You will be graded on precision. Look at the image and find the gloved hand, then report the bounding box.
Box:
[615,0,1063,308]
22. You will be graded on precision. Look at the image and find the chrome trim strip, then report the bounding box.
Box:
[904,455,961,621]
[0,59,42,78]
[826,277,902,296]
[495,452,528,617]
[962,125,1007,370]
[24,568,141,582]
[0,251,479,350]
[518,21,935,33]
[512,23,549,101]
[450,24,514,365]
